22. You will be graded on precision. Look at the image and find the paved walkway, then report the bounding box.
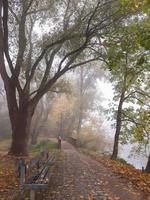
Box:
[36,141,147,200]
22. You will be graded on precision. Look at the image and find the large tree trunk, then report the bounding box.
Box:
[145,155,150,173]
[6,83,35,155]
[111,91,125,159]
[9,114,30,156]
[8,105,33,156]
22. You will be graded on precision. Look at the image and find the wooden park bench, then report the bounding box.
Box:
[16,149,56,200]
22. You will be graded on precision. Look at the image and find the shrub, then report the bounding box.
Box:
[117,157,134,167]
[29,140,58,153]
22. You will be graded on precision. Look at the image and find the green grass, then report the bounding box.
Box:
[29,139,58,153]
[0,138,58,155]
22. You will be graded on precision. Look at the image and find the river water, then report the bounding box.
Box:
[119,144,148,169]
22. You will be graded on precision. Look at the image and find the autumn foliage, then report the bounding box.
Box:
[0,155,18,200]
[81,149,150,195]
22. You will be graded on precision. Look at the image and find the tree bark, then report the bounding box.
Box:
[9,120,29,156]
[8,97,34,156]
[111,91,125,159]
[9,111,28,155]
[9,109,33,156]
[145,154,150,173]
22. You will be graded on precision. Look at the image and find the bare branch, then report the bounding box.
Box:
[39,44,62,89]
[136,90,150,99]
[86,1,100,35]
[2,0,23,95]
[0,0,10,82]
[27,7,50,15]
[2,0,14,74]
[14,5,27,76]
[8,5,19,24]
[25,0,34,14]
[24,34,82,92]
[124,90,150,101]
[25,17,36,82]
[68,57,100,70]
[57,37,88,73]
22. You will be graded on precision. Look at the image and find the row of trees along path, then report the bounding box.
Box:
[33,141,148,200]
[0,0,146,157]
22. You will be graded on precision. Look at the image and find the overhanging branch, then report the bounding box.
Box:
[24,34,82,92]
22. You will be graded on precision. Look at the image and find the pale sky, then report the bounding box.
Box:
[97,79,114,109]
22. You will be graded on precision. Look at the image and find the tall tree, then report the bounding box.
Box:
[75,65,102,137]
[120,74,150,171]
[105,21,150,159]
[0,0,128,155]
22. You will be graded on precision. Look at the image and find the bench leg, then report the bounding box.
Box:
[30,190,35,200]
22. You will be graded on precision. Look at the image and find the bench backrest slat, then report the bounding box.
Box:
[26,149,49,171]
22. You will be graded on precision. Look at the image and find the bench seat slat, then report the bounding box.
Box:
[24,183,48,190]
[34,157,55,184]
